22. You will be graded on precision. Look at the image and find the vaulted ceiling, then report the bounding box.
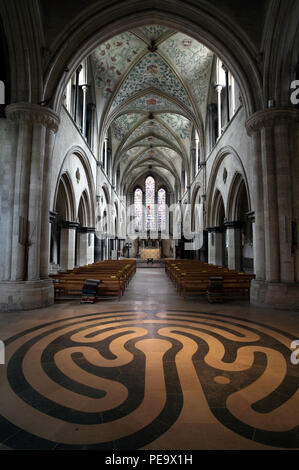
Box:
[89,25,214,193]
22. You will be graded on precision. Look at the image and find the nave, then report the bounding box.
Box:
[0,268,298,450]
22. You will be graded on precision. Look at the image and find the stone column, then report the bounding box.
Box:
[74,65,82,125]
[208,227,224,266]
[94,233,102,262]
[0,103,59,311]
[60,222,79,271]
[275,122,294,282]
[215,85,223,139]
[195,134,199,173]
[81,84,89,137]
[48,211,58,271]
[104,137,108,173]
[222,64,230,123]
[224,221,243,271]
[89,103,96,151]
[244,125,265,281]
[77,227,95,266]
[246,107,299,308]
[40,121,60,279]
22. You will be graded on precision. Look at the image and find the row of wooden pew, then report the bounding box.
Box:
[165,260,255,301]
[50,259,136,301]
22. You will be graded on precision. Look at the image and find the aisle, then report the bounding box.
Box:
[124,267,182,305]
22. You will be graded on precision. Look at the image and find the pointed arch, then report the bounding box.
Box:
[54,172,76,222]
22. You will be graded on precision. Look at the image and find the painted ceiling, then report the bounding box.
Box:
[127,136,174,149]
[125,118,176,146]
[90,25,215,191]
[121,93,185,114]
[111,113,143,141]
[133,25,174,43]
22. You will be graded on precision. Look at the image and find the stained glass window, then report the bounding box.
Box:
[158,188,166,231]
[134,188,143,231]
[145,176,156,230]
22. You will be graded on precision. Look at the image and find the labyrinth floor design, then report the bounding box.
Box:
[0,310,298,450]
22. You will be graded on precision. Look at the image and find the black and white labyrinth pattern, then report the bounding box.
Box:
[0,310,298,450]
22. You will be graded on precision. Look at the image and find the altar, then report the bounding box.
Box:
[140,248,161,260]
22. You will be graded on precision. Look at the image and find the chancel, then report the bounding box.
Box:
[0,0,299,451]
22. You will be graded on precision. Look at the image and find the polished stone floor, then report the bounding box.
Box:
[0,268,298,450]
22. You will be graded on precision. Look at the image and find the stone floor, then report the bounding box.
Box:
[0,268,298,450]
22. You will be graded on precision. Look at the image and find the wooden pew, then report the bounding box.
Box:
[50,259,136,301]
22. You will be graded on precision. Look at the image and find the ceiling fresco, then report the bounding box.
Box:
[121,147,142,162]
[157,113,192,140]
[120,93,185,114]
[132,25,174,43]
[89,24,215,191]
[125,118,177,146]
[111,53,192,111]
[111,113,143,141]
[128,136,174,148]
[159,33,213,118]
[91,32,145,99]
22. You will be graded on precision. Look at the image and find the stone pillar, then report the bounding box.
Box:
[0,103,59,311]
[60,222,79,271]
[81,84,89,137]
[195,134,199,173]
[222,64,230,123]
[225,221,243,271]
[74,65,82,125]
[104,137,108,173]
[94,234,102,262]
[246,107,299,308]
[77,230,88,267]
[40,123,60,279]
[246,129,265,281]
[215,85,223,139]
[88,103,96,151]
[48,211,58,272]
[208,227,224,266]
[77,227,95,266]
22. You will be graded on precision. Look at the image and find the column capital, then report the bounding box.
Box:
[215,84,223,93]
[245,107,299,136]
[5,103,60,132]
[78,227,96,233]
[61,221,80,230]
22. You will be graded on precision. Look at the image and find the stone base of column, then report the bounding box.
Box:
[0,279,54,312]
[250,280,299,310]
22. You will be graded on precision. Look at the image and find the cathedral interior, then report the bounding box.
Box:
[0,0,298,451]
